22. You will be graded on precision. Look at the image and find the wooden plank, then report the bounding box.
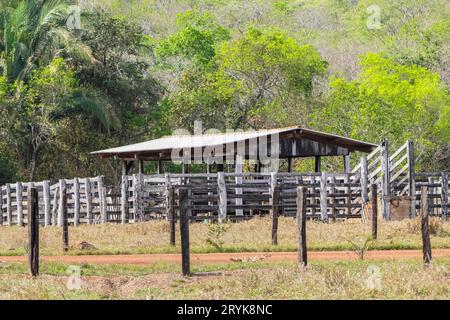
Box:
[167,186,175,246]
[361,156,369,204]
[51,185,58,226]
[420,186,431,266]
[320,172,328,222]
[98,176,107,224]
[16,182,23,226]
[179,188,190,276]
[73,178,80,226]
[133,174,143,222]
[217,172,227,223]
[43,181,50,227]
[235,154,243,216]
[297,186,307,267]
[28,187,39,276]
[85,178,93,224]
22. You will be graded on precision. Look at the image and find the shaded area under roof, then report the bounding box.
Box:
[91,126,378,160]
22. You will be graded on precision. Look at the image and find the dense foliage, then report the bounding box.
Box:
[0,0,448,182]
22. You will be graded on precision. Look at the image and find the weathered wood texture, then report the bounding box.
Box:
[28,187,39,277]
[297,186,307,267]
[179,188,191,276]
[420,186,432,266]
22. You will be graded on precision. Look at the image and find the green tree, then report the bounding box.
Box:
[312,53,449,171]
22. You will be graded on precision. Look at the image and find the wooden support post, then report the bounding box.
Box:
[179,188,190,276]
[361,156,369,203]
[329,176,336,219]
[271,185,280,246]
[371,184,378,240]
[182,163,189,174]
[297,186,307,267]
[235,154,243,216]
[43,181,51,227]
[85,178,93,224]
[167,185,175,246]
[0,187,3,225]
[344,155,351,173]
[16,182,23,226]
[217,172,227,223]
[441,172,448,219]
[73,178,80,227]
[6,184,11,226]
[28,187,39,277]
[320,172,328,222]
[314,156,321,173]
[157,160,162,174]
[381,139,390,219]
[345,173,352,216]
[51,186,58,226]
[62,184,69,252]
[288,157,293,173]
[139,160,144,174]
[420,186,432,266]
[57,179,66,227]
[98,176,107,224]
[133,174,142,222]
[121,175,129,224]
[407,140,416,218]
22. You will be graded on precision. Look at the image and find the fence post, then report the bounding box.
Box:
[73,178,80,227]
[371,184,378,240]
[179,188,190,276]
[43,181,51,227]
[16,182,23,226]
[28,186,39,277]
[320,172,328,222]
[297,186,307,267]
[51,185,58,226]
[133,174,143,222]
[235,154,243,216]
[420,186,432,267]
[361,156,369,203]
[85,178,92,224]
[6,184,11,226]
[57,179,66,227]
[381,139,390,220]
[0,187,3,226]
[121,175,129,224]
[98,176,107,224]
[217,172,227,223]
[441,172,448,219]
[407,140,416,218]
[62,184,69,252]
[271,185,280,246]
[167,185,175,246]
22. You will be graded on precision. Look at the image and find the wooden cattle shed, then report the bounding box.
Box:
[91,126,377,174]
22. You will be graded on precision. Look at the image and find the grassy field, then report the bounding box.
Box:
[0,258,448,299]
[0,217,449,256]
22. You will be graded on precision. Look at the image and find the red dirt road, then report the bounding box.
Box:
[1,249,450,265]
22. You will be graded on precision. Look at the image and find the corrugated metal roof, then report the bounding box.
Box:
[91,126,378,157]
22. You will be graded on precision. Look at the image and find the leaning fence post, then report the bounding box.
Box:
[179,188,190,276]
[371,184,378,240]
[271,184,280,246]
[28,186,39,277]
[62,185,69,252]
[57,179,66,227]
[441,172,448,219]
[43,180,51,227]
[167,185,176,246]
[297,186,307,267]
[320,172,328,222]
[420,186,432,267]
[16,182,23,226]
[73,178,80,226]
[121,174,129,224]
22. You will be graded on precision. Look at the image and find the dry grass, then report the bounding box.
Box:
[0,259,448,299]
[0,217,449,256]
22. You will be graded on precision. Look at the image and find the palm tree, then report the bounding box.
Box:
[1,0,93,81]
